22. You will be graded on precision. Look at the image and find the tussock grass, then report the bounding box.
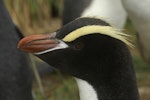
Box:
[5,0,62,35]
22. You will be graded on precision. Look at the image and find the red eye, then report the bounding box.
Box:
[74,42,84,50]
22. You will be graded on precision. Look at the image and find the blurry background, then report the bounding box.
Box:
[4,0,150,100]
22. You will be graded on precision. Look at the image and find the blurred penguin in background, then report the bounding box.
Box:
[63,0,150,64]
[0,0,33,100]
[122,0,150,64]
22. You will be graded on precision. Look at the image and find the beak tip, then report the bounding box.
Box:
[18,33,58,53]
[18,39,26,49]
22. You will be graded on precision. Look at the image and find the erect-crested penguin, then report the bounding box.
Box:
[18,17,139,100]
[122,0,150,63]
[63,0,127,28]
[0,0,33,100]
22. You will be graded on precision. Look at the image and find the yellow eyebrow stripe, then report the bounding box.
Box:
[62,25,133,47]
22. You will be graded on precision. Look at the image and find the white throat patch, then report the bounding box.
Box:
[74,78,98,100]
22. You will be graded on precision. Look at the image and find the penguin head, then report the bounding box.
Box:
[18,17,132,80]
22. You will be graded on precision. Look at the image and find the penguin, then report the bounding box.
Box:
[63,0,150,64]
[63,0,127,29]
[0,0,33,100]
[122,0,150,63]
[18,17,139,100]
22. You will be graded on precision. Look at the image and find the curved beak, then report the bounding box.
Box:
[18,32,59,53]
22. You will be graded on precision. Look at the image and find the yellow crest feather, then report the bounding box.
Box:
[62,25,133,47]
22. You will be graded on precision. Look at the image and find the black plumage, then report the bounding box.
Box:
[35,18,139,100]
[0,0,33,100]
[57,17,109,39]
[18,5,139,99]
[63,0,92,25]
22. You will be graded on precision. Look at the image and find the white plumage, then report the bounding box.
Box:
[82,0,150,63]
[75,78,98,100]
[122,0,150,63]
[81,0,127,29]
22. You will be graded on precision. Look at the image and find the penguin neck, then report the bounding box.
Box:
[74,66,139,100]
[74,78,98,100]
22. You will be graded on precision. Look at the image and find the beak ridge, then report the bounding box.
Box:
[18,33,59,53]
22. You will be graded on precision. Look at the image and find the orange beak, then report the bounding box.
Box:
[18,33,59,53]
